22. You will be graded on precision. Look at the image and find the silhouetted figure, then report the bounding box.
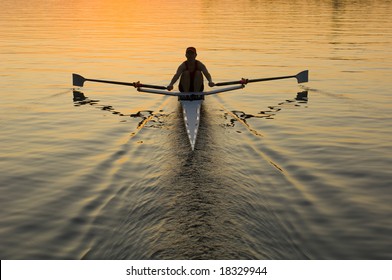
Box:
[167,47,215,92]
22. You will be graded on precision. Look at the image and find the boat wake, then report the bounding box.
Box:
[72,90,170,139]
[67,90,314,259]
[220,91,308,138]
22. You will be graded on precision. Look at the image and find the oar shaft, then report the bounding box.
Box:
[215,80,246,86]
[137,83,167,90]
[247,75,295,83]
[85,78,136,87]
[215,70,308,86]
[85,78,167,90]
[216,75,295,86]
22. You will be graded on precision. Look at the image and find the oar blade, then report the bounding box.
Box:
[72,73,85,87]
[296,70,308,83]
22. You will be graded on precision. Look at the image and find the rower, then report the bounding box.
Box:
[167,47,215,99]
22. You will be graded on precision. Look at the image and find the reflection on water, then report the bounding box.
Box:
[234,91,308,120]
[73,90,166,131]
[1,0,391,259]
[222,91,308,137]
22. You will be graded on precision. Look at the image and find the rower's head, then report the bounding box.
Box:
[185,47,197,60]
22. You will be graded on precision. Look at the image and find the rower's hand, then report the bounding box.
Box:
[167,85,173,91]
[208,81,215,87]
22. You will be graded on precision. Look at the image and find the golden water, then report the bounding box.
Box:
[1,0,391,259]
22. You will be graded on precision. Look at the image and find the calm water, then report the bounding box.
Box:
[1,0,391,259]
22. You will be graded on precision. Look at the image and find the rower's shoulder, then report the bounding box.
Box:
[196,60,204,65]
[196,60,207,69]
[177,61,187,71]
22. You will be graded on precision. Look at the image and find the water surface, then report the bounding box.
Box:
[1,0,391,259]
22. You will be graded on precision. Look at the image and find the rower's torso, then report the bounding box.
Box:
[183,60,201,73]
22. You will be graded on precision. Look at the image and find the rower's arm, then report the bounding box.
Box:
[167,63,185,90]
[200,62,215,86]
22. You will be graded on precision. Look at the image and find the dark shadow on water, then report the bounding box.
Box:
[142,105,261,259]
[223,91,308,133]
[72,90,165,129]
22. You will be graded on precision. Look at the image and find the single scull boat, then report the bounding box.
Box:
[137,85,244,150]
[72,70,308,150]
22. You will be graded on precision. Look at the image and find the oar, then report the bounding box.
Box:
[72,73,167,90]
[215,70,308,86]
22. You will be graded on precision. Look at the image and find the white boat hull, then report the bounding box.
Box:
[180,100,202,150]
[137,85,244,150]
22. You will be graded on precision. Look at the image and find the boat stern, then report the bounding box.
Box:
[180,99,203,151]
